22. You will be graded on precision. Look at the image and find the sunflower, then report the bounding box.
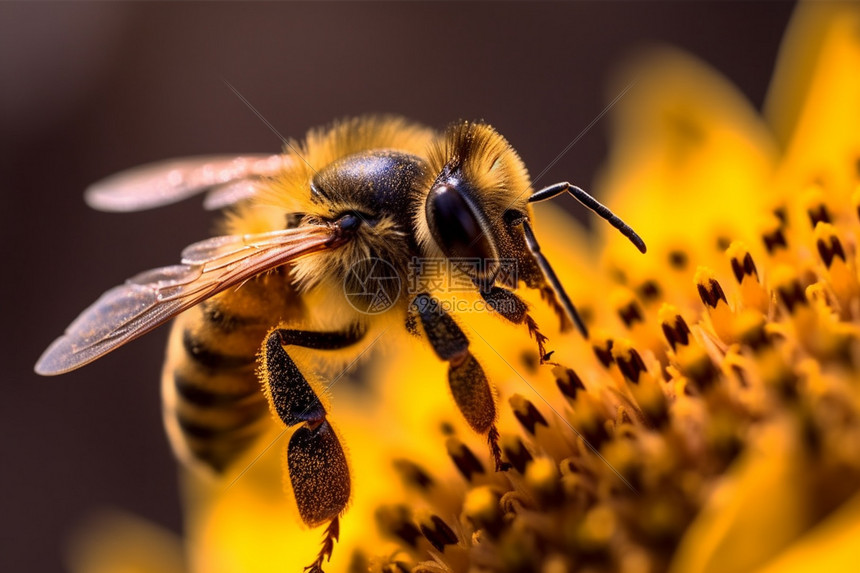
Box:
[69,2,860,572]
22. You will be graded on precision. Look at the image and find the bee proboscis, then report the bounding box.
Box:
[35,116,645,571]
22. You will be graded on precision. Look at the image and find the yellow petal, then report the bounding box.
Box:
[768,2,860,205]
[753,489,860,573]
[596,48,778,287]
[669,422,812,573]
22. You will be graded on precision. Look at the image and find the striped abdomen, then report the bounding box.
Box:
[162,271,303,474]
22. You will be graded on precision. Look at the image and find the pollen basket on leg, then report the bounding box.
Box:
[287,421,351,528]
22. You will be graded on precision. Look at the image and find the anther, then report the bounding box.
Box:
[592,337,614,368]
[636,279,662,303]
[695,269,728,309]
[658,305,691,350]
[668,249,688,270]
[772,205,788,226]
[761,216,788,254]
[612,289,645,328]
[772,268,808,313]
[802,184,831,228]
[418,514,458,552]
[446,437,485,481]
[613,344,647,385]
[727,242,758,284]
[501,435,533,474]
[509,394,549,435]
[814,223,847,268]
[555,366,586,400]
[392,459,435,490]
[375,505,422,548]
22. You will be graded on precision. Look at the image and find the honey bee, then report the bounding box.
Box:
[35,116,645,571]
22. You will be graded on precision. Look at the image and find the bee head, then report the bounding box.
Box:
[420,121,543,288]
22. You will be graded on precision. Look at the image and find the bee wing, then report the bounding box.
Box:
[84,155,290,212]
[35,225,340,376]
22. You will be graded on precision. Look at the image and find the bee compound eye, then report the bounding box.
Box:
[426,184,495,262]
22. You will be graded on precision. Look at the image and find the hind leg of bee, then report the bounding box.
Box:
[475,284,551,364]
[261,326,364,573]
[410,293,510,472]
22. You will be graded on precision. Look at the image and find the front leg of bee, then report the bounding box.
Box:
[260,327,364,573]
[475,284,551,363]
[411,293,510,472]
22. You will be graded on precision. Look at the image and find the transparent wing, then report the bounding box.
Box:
[202,179,264,211]
[35,225,340,376]
[84,155,290,212]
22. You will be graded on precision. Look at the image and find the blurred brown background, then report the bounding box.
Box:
[1,2,794,571]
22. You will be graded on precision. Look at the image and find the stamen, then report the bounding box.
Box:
[761,215,788,254]
[612,288,645,328]
[592,336,615,368]
[726,241,769,313]
[802,184,832,228]
[613,343,647,385]
[375,505,422,548]
[658,304,691,350]
[772,205,788,226]
[463,486,504,538]
[636,279,662,303]
[676,346,719,391]
[727,241,758,283]
[613,339,667,425]
[813,223,858,312]
[446,437,485,481]
[568,393,610,448]
[509,394,549,435]
[695,268,728,308]
[555,366,586,400]
[392,459,435,491]
[814,222,847,267]
[501,435,533,474]
[418,514,458,552]
[524,457,563,506]
[771,266,808,313]
[733,310,770,352]
[668,249,689,270]
[576,506,617,552]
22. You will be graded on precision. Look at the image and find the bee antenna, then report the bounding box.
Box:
[520,220,589,339]
[529,182,647,254]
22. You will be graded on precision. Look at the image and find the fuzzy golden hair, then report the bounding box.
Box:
[413,121,533,259]
[260,115,435,218]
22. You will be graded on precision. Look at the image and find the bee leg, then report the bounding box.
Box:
[261,327,364,573]
[520,219,590,339]
[476,285,551,364]
[539,284,575,333]
[411,293,510,472]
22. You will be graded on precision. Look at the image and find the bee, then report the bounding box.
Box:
[35,116,645,571]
